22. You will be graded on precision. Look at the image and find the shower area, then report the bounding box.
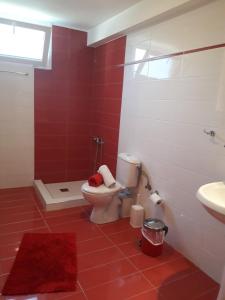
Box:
[32,27,125,211]
[34,136,105,211]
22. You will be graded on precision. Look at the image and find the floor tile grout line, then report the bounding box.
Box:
[0,217,44,227]
[77,235,113,244]
[192,283,219,299]
[45,217,92,227]
[0,195,37,202]
[77,245,115,258]
[131,255,188,273]
[43,212,88,221]
[0,241,20,247]
[0,226,49,238]
[78,257,134,274]
[77,281,89,300]
[106,228,139,237]
[0,200,37,207]
[146,268,200,291]
[82,270,144,292]
[125,287,164,300]
[32,198,52,233]
[0,193,36,199]
[0,208,40,215]
[42,207,89,217]
[0,202,38,210]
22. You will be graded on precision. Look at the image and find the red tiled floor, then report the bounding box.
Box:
[159,271,218,300]
[142,256,198,287]
[85,273,152,300]
[45,209,88,226]
[0,243,20,259]
[107,228,141,245]
[127,289,164,300]
[0,257,14,275]
[0,211,42,226]
[0,187,219,300]
[77,246,124,271]
[129,243,181,271]
[77,236,113,256]
[50,219,103,241]
[0,203,38,216]
[0,275,7,292]
[0,196,35,206]
[97,218,131,235]
[117,241,141,257]
[79,258,137,289]
[0,227,50,246]
[0,219,46,235]
[195,288,220,300]
[0,287,84,300]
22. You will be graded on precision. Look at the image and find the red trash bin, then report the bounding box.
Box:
[140,218,168,257]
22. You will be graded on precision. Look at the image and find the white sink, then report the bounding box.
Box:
[197,182,225,300]
[197,181,225,223]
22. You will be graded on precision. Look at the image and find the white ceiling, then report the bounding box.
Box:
[0,0,142,30]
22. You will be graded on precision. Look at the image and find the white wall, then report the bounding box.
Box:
[0,62,34,188]
[118,0,225,282]
[87,0,215,46]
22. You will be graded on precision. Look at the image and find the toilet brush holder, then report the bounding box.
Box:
[130,205,144,228]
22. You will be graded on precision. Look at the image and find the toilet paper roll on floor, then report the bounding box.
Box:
[130,205,144,228]
[98,165,116,188]
[150,192,163,205]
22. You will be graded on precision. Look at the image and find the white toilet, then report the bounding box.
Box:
[81,153,141,224]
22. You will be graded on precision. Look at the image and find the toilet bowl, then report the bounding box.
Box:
[82,153,141,224]
[81,182,122,224]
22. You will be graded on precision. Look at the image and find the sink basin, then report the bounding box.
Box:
[197,182,225,223]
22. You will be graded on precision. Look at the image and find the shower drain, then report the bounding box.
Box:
[59,188,69,192]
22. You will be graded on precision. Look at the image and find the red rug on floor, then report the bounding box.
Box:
[2,233,77,296]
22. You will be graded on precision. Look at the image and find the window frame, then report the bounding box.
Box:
[0,18,51,68]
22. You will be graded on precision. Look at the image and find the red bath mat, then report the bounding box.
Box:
[2,233,77,296]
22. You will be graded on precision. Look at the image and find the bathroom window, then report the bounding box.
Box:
[0,18,51,68]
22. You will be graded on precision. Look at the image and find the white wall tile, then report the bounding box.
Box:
[0,62,34,188]
[118,0,225,283]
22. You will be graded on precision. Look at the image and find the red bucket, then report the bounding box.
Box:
[140,232,164,257]
[140,218,168,257]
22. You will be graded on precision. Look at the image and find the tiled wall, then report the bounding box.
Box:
[35,26,94,183]
[118,0,225,282]
[0,62,34,188]
[35,28,126,182]
[90,37,126,175]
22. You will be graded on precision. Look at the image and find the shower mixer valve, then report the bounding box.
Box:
[92,136,104,145]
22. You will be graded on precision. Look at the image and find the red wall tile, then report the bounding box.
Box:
[90,37,126,176]
[35,26,126,183]
[34,26,94,183]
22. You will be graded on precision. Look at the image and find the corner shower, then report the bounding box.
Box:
[34,136,104,211]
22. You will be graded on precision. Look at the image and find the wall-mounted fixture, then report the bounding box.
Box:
[92,136,104,145]
[137,166,152,191]
[203,129,225,147]
[203,129,216,137]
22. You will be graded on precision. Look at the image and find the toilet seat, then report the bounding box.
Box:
[82,182,121,195]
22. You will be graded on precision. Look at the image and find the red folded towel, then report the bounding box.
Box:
[88,173,104,187]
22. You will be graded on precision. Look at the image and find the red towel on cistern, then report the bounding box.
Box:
[88,173,103,187]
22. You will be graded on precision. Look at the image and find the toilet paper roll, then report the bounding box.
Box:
[150,193,163,205]
[130,205,144,228]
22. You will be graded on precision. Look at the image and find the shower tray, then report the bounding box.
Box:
[34,180,88,211]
